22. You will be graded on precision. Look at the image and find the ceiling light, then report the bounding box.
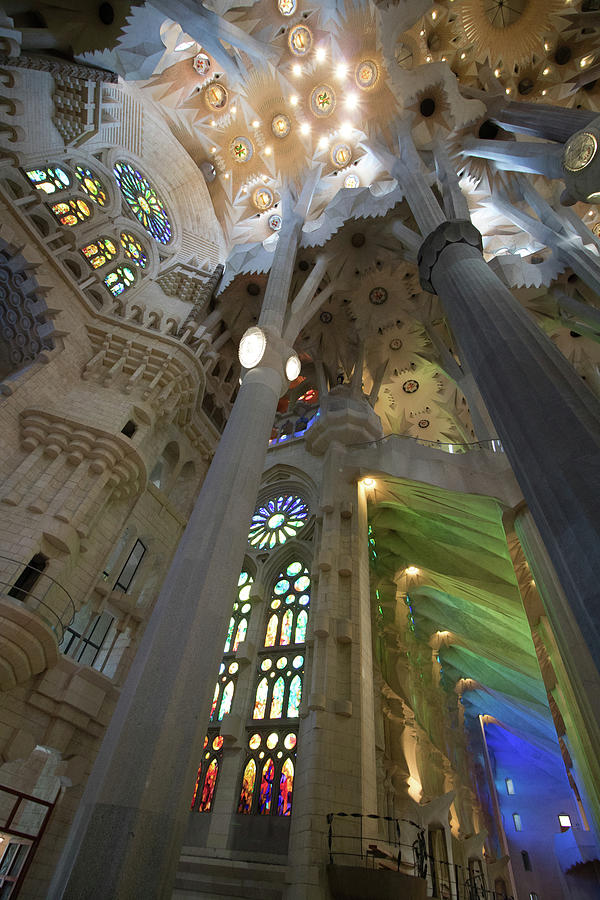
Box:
[494,67,501,77]
[544,42,551,51]
[505,87,511,94]
[542,67,550,75]
[210,146,216,153]
[406,566,419,576]
[542,89,547,95]
[460,52,466,60]
[345,93,358,110]
[431,10,437,19]
[362,478,376,488]
[252,119,259,127]
[231,105,237,114]
[420,29,425,36]
[581,56,592,68]
[426,56,432,63]
[340,121,352,138]
[290,94,298,106]
[224,172,230,179]
[316,47,326,62]
[336,62,348,79]
[300,122,311,135]
[210,119,216,127]
[265,145,272,155]
[292,63,301,76]
[318,136,328,149]
[441,56,446,62]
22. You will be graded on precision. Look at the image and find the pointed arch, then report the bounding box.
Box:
[238,758,257,814]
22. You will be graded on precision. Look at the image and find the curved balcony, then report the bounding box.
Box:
[0,555,75,690]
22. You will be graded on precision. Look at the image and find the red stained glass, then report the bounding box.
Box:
[277,758,294,815]
[258,758,275,814]
[198,758,218,812]
[238,758,256,814]
[190,764,202,809]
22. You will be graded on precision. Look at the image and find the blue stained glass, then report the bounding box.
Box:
[113,161,172,244]
[294,610,308,644]
[287,674,302,717]
[274,580,289,595]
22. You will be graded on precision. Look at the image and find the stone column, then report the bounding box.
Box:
[417,220,600,674]
[492,101,597,143]
[50,214,303,900]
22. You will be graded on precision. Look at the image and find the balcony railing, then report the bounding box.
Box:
[350,433,505,455]
[0,555,75,643]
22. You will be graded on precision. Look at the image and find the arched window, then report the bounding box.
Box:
[50,197,92,227]
[224,570,254,653]
[103,265,136,296]
[248,495,309,549]
[75,165,107,206]
[24,165,70,194]
[209,661,239,723]
[264,561,310,648]
[80,237,118,270]
[237,731,297,816]
[191,734,223,812]
[120,231,148,268]
[252,652,305,720]
[113,161,172,244]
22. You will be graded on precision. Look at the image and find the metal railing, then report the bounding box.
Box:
[0,555,75,643]
[326,812,513,900]
[350,433,504,455]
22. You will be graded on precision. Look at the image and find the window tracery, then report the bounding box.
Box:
[75,166,108,207]
[50,197,92,227]
[80,237,118,270]
[191,734,224,812]
[24,166,71,194]
[103,265,136,296]
[113,161,172,245]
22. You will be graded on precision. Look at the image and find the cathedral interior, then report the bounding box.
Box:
[0,0,599,898]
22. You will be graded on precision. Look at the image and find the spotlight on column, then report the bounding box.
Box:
[285,353,301,381]
[405,566,419,576]
[238,326,267,369]
[362,477,376,488]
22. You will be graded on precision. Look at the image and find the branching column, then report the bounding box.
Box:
[51,213,303,900]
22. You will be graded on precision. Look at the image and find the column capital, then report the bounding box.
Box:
[418,220,482,293]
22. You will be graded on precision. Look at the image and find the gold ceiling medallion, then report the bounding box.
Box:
[230,136,253,163]
[253,187,274,210]
[563,132,598,173]
[310,85,336,117]
[355,60,379,90]
[271,114,291,138]
[204,82,228,110]
[289,25,312,56]
[331,143,352,168]
[277,0,297,15]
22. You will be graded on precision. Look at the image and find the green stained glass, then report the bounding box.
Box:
[274,579,289,595]
[113,161,172,244]
[280,610,293,646]
[217,680,234,720]
[294,575,310,592]
[224,616,235,652]
[248,495,309,549]
[294,610,308,644]
[286,562,302,576]
[75,165,107,206]
[233,617,247,651]
[270,677,285,718]
[287,674,302,717]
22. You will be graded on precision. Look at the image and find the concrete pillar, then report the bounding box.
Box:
[417,221,600,675]
[493,101,597,143]
[50,216,303,900]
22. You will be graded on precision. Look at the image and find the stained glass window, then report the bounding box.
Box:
[238,759,256,813]
[265,614,278,647]
[75,166,107,206]
[25,166,70,194]
[295,609,308,644]
[199,758,218,812]
[209,682,219,721]
[259,758,275,814]
[103,265,136,297]
[224,571,254,652]
[113,161,172,244]
[281,610,293,645]
[80,237,118,270]
[254,677,269,719]
[218,680,234,720]
[51,198,92,227]
[270,676,285,718]
[278,758,294,815]
[191,732,224,813]
[248,495,309,549]
[287,674,302,717]
[120,231,148,268]
[263,561,311,647]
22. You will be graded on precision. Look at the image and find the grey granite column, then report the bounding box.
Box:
[50,217,302,899]
[418,221,600,671]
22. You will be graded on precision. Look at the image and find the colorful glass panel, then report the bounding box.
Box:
[209,682,219,721]
[284,732,297,750]
[270,676,285,719]
[199,758,218,812]
[286,561,303,577]
[190,764,202,809]
[120,231,148,268]
[278,758,294,815]
[103,265,136,297]
[75,165,107,206]
[287,674,302,717]
[258,758,275,814]
[295,610,308,644]
[80,237,117,270]
[265,614,278,647]
[233,617,247,651]
[224,617,235,652]
[254,677,268,719]
[248,495,309,549]
[278,0,297,15]
[51,198,91,226]
[25,166,70,194]
[113,161,172,244]
[266,732,279,749]
[218,680,234,720]
[280,609,293,646]
[238,758,256,813]
[249,733,261,749]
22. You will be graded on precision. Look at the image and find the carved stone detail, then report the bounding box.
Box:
[417,220,483,293]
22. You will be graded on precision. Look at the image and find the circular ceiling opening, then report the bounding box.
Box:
[246,282,261,296]
[98,2,114,25]
[351,233,366,247]
[478,119,499,139]
[555,45,572,66]
[420,98,436,117]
